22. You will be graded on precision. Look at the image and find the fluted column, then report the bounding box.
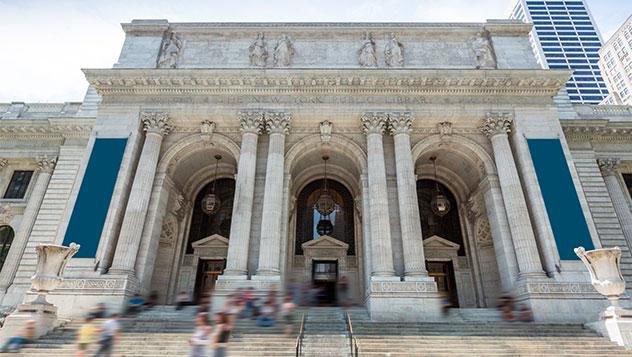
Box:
[0,157,56,293]
[224,112,264,276]
[361,112,395,277]
[255,112,291,277]
[598,158,632,248]
[110,112,172,274]
[480,112,544,278]
[388,112,427,278]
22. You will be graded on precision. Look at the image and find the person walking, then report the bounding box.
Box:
[76,316,97,357]
[210,312,231,357]
[93,313,120,357]
[281,295,296,337]
[0,319,36,353]
[189,313,211,357]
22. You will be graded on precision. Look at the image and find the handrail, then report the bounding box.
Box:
[345,311,359,357]
[295,312,305,357]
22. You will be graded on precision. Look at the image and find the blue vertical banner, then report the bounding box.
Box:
[63,138,127,258]
[527,138,594,260]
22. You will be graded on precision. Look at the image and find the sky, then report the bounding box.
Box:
[0,0,630,103]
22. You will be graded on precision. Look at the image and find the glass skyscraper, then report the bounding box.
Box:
[510,0,609,104]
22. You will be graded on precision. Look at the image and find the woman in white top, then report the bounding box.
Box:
[189,313,211,357]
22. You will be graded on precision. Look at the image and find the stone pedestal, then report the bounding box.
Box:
[0,303,59,341]
[587,309,632,348]
[366,277,443,321]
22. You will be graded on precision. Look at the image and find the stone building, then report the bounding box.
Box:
[0,19,631,322]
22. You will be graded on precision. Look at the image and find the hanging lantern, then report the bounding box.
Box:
[429,156,451,217]
[316,155,336,216]
[201,155,222,215]
[316,219,334,236]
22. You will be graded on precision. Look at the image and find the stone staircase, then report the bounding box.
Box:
[14,306,296,356]
[300,307,350,357]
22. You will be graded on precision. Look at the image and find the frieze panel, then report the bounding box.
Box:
[370,281,438,293]
[514,282,600,297]
[57,279,126,290]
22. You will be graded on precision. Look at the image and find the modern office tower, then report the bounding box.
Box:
[599,15,632,105]
[510,0,609,104]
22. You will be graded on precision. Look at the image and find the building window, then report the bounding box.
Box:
[0,226,14,273]
[3,171,34,199]
[623,174,632,202]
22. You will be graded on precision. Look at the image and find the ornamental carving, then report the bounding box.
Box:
[319,120,332,144]
[438,121,453,137]
[200,120,216,139]
[388,111,413,135]
[358,33,377,67]
[264,112,291,135]
[473,31,496,69]
[57,278,125,290]
[157,32,183,69]
[141,112,172,136]
[249,32,268,67]
[384,33,404,67]
[370,281,438,293]
[159,214,178,246]
[480,112,513,138]
[37,157,57,174]
[0,159,8,170]
[238,111,264,135]
[274,34,295,67]
[597,158,621,177]
[360,112,388,135]
[475,217,492,247]
[172,194,188,220]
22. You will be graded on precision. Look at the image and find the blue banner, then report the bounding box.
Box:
[527,138,594,260]
[63,138,127,258]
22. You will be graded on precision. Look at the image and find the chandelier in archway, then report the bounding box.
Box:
[201,154,222,215]
[316,155,335,236]
[429,156,451,217]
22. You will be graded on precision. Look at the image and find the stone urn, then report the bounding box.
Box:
[30,243,80,304]
[575,246,625,310]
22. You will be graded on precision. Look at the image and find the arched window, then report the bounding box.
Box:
[417,179,465,256]
[0,226,15,272]
[187,178,235,253]
[296,179,355,255]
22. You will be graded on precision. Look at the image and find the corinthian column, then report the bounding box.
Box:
[480,112,544,278]
[361,112,395,277]
[255,112,291,277]
[110,112,172,274]
[388,112,427,278]
[0,157,56,293]
[598,158,632,248]
[224,112,264,276]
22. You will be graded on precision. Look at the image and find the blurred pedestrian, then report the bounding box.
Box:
[337,276,349,308]
[176,291,190,311]
[76,316,97,357]
[93,313,120,357]
[498,292,515,322]
[126,294,144,316]
[518,304,534,322]
[88,303,107,319]
[281,295,296,337]
[189,313,211,357]
[0,319,36,352]
[256,301,276,327]
[210,312,231,357]
[144,291,159,310]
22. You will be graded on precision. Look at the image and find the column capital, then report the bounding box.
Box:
[238,111,264,135]
[264,111,291,135]
[141,111,172,136]
[36,156,57,174]
[480,112,513,138]
[361,112,389,135]
[597,158,621,177]
[388,111,414,135]
[0,159,8,170]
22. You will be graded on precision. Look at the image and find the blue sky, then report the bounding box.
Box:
[0,0,630,102]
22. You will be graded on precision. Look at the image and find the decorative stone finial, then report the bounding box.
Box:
[141,112,172,136]
[597,158,621,177]
[320,120,333,144]
[480,112,513,138]
[388,112,413,135]
[264,112,291,135]
[361,112,389,135]
[238,111,264,135]
[37,157,57,174]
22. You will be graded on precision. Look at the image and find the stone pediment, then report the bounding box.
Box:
[423,235,460,250]
[302,235,349,250]
[192,234,229,249]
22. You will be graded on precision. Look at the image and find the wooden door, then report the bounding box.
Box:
[427,261,459,307]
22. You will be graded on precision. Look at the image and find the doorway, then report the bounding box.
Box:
[427,260,459,307]
[312,260,338,305]
[194,259,225,302]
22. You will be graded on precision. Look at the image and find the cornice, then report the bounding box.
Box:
[0,118,95,139]
[83,68,571,98]
[561,119,632,143]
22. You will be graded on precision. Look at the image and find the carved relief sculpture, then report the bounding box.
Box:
[384,33,404,67]
[437,121,453,137]
[473,31,497,69]
[358,33,377,67]
[319,120,333,144]
[249,32,268,67]
[157,32,183,69]
[274,34,294,67]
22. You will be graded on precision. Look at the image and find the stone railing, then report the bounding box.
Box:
[573,104,632,119]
